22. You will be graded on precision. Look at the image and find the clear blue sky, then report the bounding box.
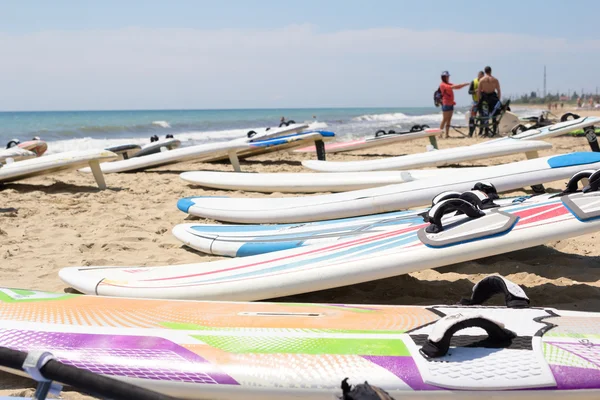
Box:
[0,0,599,110]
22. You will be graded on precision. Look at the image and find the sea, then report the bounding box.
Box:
[0,107,541,154]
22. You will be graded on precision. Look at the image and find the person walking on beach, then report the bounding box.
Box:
[468,71,485,137]
[438,71,469,139]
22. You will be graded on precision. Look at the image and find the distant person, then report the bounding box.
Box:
[438,71,469,139]
[279,116,287,127]
[548,103,552,111]
[577,97,583,108]
[561,103,564,109]
[468,71,485,137]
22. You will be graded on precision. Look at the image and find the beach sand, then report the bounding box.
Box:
[1,106,600,397]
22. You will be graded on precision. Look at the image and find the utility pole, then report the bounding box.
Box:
[543,65,547,98]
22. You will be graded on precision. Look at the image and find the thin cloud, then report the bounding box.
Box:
[0,25,597,110]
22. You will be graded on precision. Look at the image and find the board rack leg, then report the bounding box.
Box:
[525,151,539,160]
[88,160,107,190]
[228,151,241,172]
[428,135,439,149]
[315,140,326,161]
[585,126,600,152]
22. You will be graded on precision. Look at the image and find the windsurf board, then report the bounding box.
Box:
[178,152,600,223]
[294,127,441,154]
[3,278,600,399]
[179,169,463,193]
[202,130,335,162]
[303,117,600,173]
[61,184,600,301]
[173,194,521,257]
[79,141,249,174]
[0,148,36,163]
[0,149,117,189]
[82,130,332,174]
[487,115,600,145]
[302,139,550,173]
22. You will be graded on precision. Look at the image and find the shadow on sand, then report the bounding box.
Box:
[273,245,600,311]
[0,181,123,194]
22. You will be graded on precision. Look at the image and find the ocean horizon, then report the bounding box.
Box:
[0,106,541,154]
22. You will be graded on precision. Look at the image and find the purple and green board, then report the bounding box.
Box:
[0,288,599,399]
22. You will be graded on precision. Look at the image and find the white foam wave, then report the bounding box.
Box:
[306,121,328,130]
[151,120,171,128]
[353,112,463,124]
[43,121,330,154]
[353,112,410,122]
[44,132,232,154]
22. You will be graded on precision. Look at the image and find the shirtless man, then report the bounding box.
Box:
[477,66,501,111]
[477,66,502,136]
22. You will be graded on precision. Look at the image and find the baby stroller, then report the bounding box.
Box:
[471,99,511,138]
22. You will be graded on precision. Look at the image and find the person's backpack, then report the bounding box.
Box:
[433,88,442,107]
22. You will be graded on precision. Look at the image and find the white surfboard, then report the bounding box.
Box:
[293,127,441,154]
[81,129,330,174]
[241,130,335,159]
[202,130,335,162]
[60,188,600,301]
[241,122,311,140]
[80,141,249,174]
[0,148,36,163]
[488,115,600,143]
[179,168,473,193]
[0,149,117,189]
[303,117,600,172]
[173,195,522,257]
[178,152,600,223]
[302,139,550,173]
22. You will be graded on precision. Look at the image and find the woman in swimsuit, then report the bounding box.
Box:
[439,71,469,139]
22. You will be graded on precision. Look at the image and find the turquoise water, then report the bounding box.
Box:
[0,106,534,154]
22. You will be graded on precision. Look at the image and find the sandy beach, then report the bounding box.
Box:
[1,106,600,396]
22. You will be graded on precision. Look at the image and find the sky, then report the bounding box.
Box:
[1,0,599,111]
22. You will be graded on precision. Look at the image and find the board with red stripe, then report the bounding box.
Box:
[60,191,600,301]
